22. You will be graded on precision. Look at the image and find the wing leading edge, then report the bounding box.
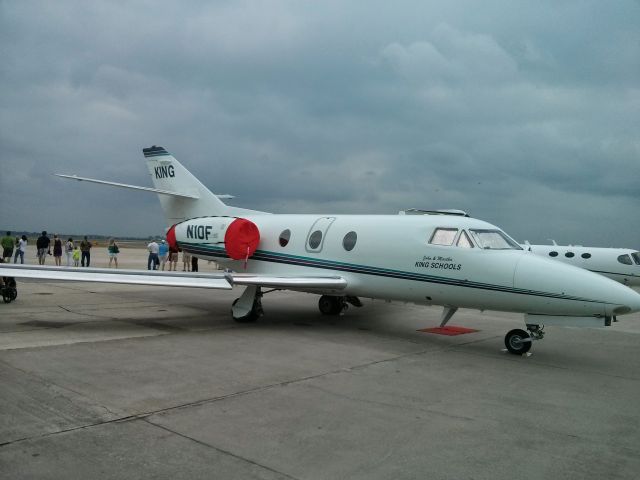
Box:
[0,265,347,291]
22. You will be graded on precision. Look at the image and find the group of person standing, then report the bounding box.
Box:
[1,231,27,264]
[147,239,198,271]
[40,233,94,267]
[2,231,204,271]
[3,231,121,268]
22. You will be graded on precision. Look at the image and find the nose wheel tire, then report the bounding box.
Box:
[505,329,532,355]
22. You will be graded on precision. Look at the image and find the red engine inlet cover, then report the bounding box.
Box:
[166,224,178,250]
[224,218,260,260]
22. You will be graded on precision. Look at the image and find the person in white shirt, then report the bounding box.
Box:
[65,238,74,267]
[147,240,160,270]
[13,235,27,264]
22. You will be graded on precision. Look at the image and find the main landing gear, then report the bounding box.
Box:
[504,324,545,355]
[231,289,363,322]
[231,285,263,322]
[318,295,363,315]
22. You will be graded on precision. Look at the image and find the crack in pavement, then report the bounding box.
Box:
[0,346,440,448]
[142,419,300,480]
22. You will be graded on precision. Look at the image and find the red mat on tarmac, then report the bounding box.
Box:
[418,326,479,336]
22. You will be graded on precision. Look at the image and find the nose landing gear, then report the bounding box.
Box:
[504,324,544,355]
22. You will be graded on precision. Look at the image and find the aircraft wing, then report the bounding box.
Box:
[229,274,347,289]
[0,265,347,291]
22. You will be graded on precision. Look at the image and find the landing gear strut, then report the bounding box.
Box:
[504,324,544,355]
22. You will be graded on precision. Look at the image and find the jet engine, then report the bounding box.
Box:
[167,217,260,260]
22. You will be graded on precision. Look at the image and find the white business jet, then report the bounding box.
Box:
[2,146,640,356]
[523,242,640,287]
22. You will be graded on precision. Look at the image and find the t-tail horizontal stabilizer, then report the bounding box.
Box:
[55,174,234,200]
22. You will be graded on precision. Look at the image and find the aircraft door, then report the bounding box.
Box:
[305,217,336,253]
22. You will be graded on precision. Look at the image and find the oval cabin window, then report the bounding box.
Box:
[279,229,291,247]
[308,230,323,249]
[343,231,357,251]
[581,253,591,259]
[565,252,575,258]
[549,251,558,257]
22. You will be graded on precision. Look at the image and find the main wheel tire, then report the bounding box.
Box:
[504,329,532,355]
[2,289,12,304]
[232,298,259,323]
[318,295,342,315]
[234,310,259,323]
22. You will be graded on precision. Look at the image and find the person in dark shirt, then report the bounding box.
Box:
[52,234,63,266]
[168,243,179,271]
[80,236,92,267]
[191,255,198,272]
[36,231,51,265]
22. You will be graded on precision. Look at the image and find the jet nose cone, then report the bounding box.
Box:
[514,254,640,317]
[615,288,640,315]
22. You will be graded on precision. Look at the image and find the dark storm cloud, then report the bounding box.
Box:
[1,0,638,247]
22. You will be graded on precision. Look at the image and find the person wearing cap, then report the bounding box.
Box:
[158,239,169,271]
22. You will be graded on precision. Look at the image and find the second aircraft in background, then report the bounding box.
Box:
[524,242,640,287]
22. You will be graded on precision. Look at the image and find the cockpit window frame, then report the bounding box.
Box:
[469,229,523,251]
[456,230,475,249]
[618,254,633,266]
[632,252,640,265]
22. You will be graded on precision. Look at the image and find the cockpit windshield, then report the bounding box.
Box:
[631,252,640,265]
[469,229,522,250]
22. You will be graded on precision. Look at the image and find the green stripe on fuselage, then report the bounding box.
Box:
[179,241,609,304]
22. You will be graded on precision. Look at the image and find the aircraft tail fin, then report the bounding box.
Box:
[143,146,266,224]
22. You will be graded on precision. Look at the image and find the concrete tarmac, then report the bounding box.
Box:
[1,246,640,479]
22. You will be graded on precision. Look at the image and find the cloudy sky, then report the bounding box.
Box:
[1,1,639,247]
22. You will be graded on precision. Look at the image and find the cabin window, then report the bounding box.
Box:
[308,230,323,249]
[632,252,640,265]
[565,252,575,258]
[581,253,591,259]
[469,229,522,250]
[549,251,558,257]
[279,229,291,247]
[429,228,458,246]
[342,231,357,251]
[618,254,633,265]
[456,231,474,248]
